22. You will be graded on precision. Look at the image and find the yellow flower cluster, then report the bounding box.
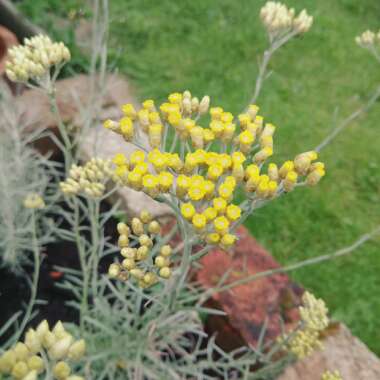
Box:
[286,291,329,359]
[23,193,45,210]
[0,320,85,380]
[104,92,210,147]
[6,35,70,83]
[108,211,172,288]
[321,370,343,380]
[106,91,325,249]
[260,1,313,38]
[60,158,113,198]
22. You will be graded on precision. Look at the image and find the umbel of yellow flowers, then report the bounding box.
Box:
[0,320,85,380]
[103,91,325,250]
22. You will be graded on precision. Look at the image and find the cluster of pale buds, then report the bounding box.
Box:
[282,291,329,359]
[0,320,85,380]
[260,1,313,40]
[23,193,45,210]
[60,158,113,198]
[356,30,380,48]
[5,35,70,84]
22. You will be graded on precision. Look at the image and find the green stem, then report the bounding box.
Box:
[13,211,40,343]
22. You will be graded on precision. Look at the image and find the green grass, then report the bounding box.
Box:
[19,0,380,354]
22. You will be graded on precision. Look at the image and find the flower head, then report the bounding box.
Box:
[6,35,70,84]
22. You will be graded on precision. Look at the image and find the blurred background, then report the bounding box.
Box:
[14,0,380,354]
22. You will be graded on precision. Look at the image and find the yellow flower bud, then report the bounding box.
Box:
[159,267,171,279]
[168,92,182,104]
[218,184,234,200]
[130,268,144,279]
[22,370,38,380]
[188,186,206,201]
[13,343,29,361]
[213,197,227,214]
[203,207,217,221]
[0,350,16,372]
[284,171,298,192]
[239,130,255,152]
[120,117,134,141]
[148,124,163,148]
[226,204,241,221]
[158,171,174,192]
[142,174,159,197]
[207,164,223,181]
[238,113,251,129]
[220,233,237,249]
[117,222,130,236]
[130,150,145,166]
[24,329,41,354]
[160,245,172,257]
[155,256,167,268]
[121,247,137,259]
[232,163,244,182]
[221,123,236,142]
[122,103,137,120]
[134,162,149,176]
[139,234,153,247]
[206,232,221,244]
[210,107,223,120]
[148,221,161,234]
[279,160,294,179]
[112,153,128,167]
[210,120,224,137]
[245,164,260,180]
[11,361,29,379]
[108,263,121,278]
[68,339,86,361]
[231,151,246,165]
[247,104,259,119]
[181,203,196,220]
[199,95,210,114]
[149,111,161,124]
[53,361,71,380]
[192,213,207,230]
[122,258,136,270]
[143,272,157,286]
[48,335,73,360]
[306,168,325,186]
[214,216,230,235]
[203,128,215,143]
[136,246,149,260]
[118,234,129,248]
[27,356,44,373]
[267,180,278,197]
[254,147,273,163]
[221,112,233,123]
[142,99,155,111]
[268,163,279,181]
[190,126,204,149]
[36,319,49,339]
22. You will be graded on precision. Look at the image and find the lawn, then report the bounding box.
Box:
[18,0,380,354]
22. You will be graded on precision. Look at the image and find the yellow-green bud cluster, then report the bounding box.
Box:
[60,158,112,198]
[6,35,70,83]
[108,211,172,288]
[284,291,329,359]
[23,193,45,210]
[0,320,85,380]
[260,2,313,39]
[321,370,343,380]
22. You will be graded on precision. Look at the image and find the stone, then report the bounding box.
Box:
[278,323,380,380]
[197,226,303,351]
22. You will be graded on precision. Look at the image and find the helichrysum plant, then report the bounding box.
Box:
[0,320,85,380]
[5,1,368,379]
